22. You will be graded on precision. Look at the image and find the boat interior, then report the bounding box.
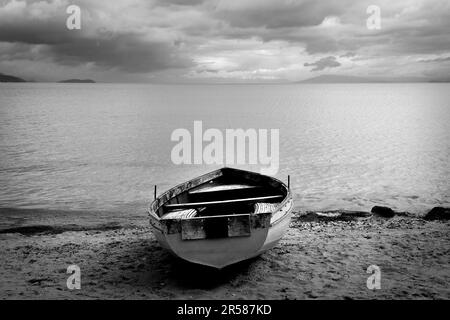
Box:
[156,169,288,220]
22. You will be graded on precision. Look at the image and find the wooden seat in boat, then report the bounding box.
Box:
[188,184,260,195]
[162,209,198,220]
[254,202,280,214]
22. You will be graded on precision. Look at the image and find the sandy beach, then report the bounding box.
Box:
[0,209,448,300]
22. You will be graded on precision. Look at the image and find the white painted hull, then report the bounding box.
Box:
[150,197,293,268]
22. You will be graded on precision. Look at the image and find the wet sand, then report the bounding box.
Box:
[0,211,449,299]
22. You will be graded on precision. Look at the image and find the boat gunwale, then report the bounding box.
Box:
[148,167,292,228]
[149,168,223,216]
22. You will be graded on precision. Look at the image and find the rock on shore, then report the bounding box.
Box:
[371,206,396,218]
[424,207,450,221]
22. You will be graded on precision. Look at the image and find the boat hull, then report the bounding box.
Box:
[158,227,269,268]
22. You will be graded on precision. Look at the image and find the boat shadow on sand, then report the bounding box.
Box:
[167,254,260,288]
[113,238,262,292]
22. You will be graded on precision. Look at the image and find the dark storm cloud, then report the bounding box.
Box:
[0,17,65,45]
[214,0,348,29]
[304,56,341,71]
[47,35,191,72]
[340,52,356,58]
[0,0,192,74]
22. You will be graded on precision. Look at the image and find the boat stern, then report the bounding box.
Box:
[149,212,271,268]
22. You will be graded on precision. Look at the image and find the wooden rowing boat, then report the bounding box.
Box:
[148,167,293,269]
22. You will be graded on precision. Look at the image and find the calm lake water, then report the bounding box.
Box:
[0,83,449,218]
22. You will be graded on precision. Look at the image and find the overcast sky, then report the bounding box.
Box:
[1,0,449,82]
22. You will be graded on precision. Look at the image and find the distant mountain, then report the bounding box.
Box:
[298,74,432,83]
[59,79,96,83]
[0,73,26,82]
[299,75,377,83]
[429,78,450,83]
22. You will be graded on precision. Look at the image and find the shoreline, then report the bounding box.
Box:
[1,210,449,299]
